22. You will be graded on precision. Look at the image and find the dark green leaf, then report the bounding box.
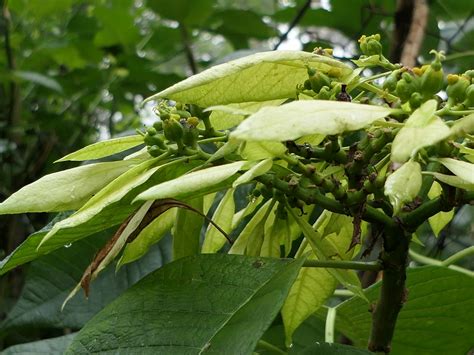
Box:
[330,266,474,355]
[67,254,304,354]
[296,342,371,354]
[0,229,170,333]
[2,334,76,355]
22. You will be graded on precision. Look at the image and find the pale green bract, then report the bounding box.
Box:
[143,51,352,106]
[55,135,144,162]
[391,100,450,163]
[450,113,474,137]
[232,158,273,187]
[231,100,392,141]
[135,161,248,201]
[425,172,474,191]
[384,161,422,214]
[437,158,474,184]
[0,160,133,214]
[427,182,454,237]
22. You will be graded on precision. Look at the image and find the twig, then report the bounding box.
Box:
[179,23,197,75]
[273,0,312,50]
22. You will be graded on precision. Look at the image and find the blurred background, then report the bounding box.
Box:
[0,0,473,349]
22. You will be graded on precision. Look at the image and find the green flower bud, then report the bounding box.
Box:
[146,127,157,136]
[409,92,423,109]
[446,75,470,103]
[153,121,163,131]
[147,145,164,157]
[163,118,184,142]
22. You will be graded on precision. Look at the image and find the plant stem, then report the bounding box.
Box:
[368,227,409,353]
[409,249,474,277]
[302,259,382,271]
[359,82,399,103]
[325,307,337,343]
[442,246,474,266]
[333,289,354,297]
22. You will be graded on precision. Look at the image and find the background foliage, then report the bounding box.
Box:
[0,0,473,352]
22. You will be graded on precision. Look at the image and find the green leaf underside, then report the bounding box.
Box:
[0,160,133,214]
[287,208,364,299]
[231,100,392,141]
[143,51,352,106]
[118,209,176,267]
[3,334,76,355]
[135,161,247,201]
[67,254,304,354]
[55,135,144,162]
[0,161,197,275]
[384,161,422,214]
[281,244,337,347]
[202,189,235,253]
[325,266,474,355]
[173,197,204,260]
[450,113,474,136]
[427,182,454,237]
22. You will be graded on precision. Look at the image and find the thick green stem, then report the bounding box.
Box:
[368,227,409,353]
[303,259,382,271]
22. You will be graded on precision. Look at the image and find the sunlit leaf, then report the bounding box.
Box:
[450,113,474,137]
[384,161,422,215]
[135,161,247,201]
[56,135,144,162]
[437,158,474,184]
[0,160,133,214]
[144,51,352,106]
[425,172,474,190]
[391,101,450,163]
[233,158,273,187]
[173,197,204,260]
[232,100,391,141]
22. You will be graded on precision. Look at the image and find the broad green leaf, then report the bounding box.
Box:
[55,135,144,162]
[0,160,133,214]
[36,157,166,249]
[135,161,247,202]
[298,342,371,354]
[66,254,305,354]
[144,51,352,106]
[0,161,198,274]
[3,334,76,355]
[425,172,474,191]
[427,182,454,237]
[13,70,62,92]
[231,195,263,230]
[384,161,422,215]
[287,208,364,299]
[0,227,168,333]
[437,157,474,184]
[391,100,449,162]
[118,209,175,267]
[202,189,235,253]
[173,197,204,260]
[229,199,273,255]
[450,113,474,137]
[231,100,392,141]
[233,158,273,187]
[239,141,287,160]
[282,244,337,347]
[206,99,285,130]
[261,215,285,258]
[328,266,474,355]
